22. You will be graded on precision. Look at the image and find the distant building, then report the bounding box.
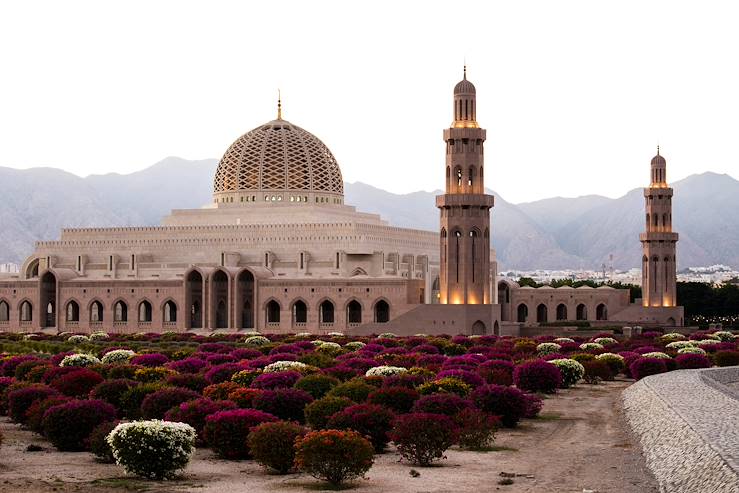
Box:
[0,70,683,334]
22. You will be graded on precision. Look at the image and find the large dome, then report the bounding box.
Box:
[213,119,344,205]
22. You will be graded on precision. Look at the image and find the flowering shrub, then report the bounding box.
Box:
[660,332,686,343]
[316,341,343,356]
[513,360,562,394]
[715,350,739,367]
[90,379,139,412]
[263,360,308,373]
[8,384,59,423]
[327,403,395,452]
[120,382,162,419]
[327,379,374,402]
[101,350,136,365]
[204,363,242,384]
[367,386,419,413]
[675,353,712,369]
[59,353,101,368]
[554,337,575,344]
[595,353,625,374]
[365,365,407,377]
[51,368,104,397]
[25,395,71,433]
[389,413,458,466]
[436,369,485,387]
[253,388,313,422]
[411,393,474,416]
[578,343,604,352]
[42,399,116,451]
[226,387,262,408]
[88,420,119,463]
[536,342,561,356]
[304,395,354,430]
[295,430,374,486]
[344,341,366,351]
[107,420,196,479]
[244,335,270,346]
[630,357,668,380]
[251,370,302,390]
[455,408,499,450]
[130,353,169,367]
[140,387,201,419]
[472,385,528,428]
[164,398,236,443]
[665,341,694,350]
[677,347,706,355]
[133,367,175,383]
[695,339,722,347]
[204,409,279,459]
[247,421,307,473]
[294,373,339,399]
[418,377,472,397]
[203,381,241,400]
[547,359,585,388]
[168,357,207,374]
[593,337,618,346]
[581,360,613,384]
[712,331,736,342]
[522,392,543,418]
[67,335,90,344]
[89,331,109,341]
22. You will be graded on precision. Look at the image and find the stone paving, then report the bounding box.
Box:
[623,367,739,493]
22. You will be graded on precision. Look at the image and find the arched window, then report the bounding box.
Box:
[347,300,362,324]
[216,300,227,328]
[576,304,587,321]
[536,304,548,323]
[20,301,33,322]
[374,300,390,323]
[266,300,281,324]
[319,300,335,324]
[163,300,177,323]
[653,214,658,227]
[456,167,463,190]
[66,301,80,322]
[138,301,153,322]
[596,304,608,321]
[292,300,307,324]
[556,303,567,321]
[646,213,650,228]
[454,230,462,283]
[516,303,528,323]
[0,300,9,322]
[469,229,478,283]
[468,166,473,187]
[90,301,103,323]
[114,301,128,322]
[663,213,668,229]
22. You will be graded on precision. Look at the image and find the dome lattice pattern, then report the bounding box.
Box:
[214,120,343,195]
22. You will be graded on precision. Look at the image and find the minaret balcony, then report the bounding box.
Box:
[640,232,679,242]
[436,194,494,208]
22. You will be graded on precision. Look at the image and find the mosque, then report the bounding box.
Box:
[0,70,684,335]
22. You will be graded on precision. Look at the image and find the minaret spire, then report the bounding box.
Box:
[277,89,282,120]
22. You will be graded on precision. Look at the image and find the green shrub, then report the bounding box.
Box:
[247,421,307,474]
[295,430,374,486]
[107,420,196,479]
[327,379,374,403]
[389,412,458,466]
[304,395,354,430]
[294,374,339,399]
[88,420,120,463]
[120,383,163,419]
[417,377,472,397]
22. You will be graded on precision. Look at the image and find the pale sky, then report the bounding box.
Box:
[1,0,737,203]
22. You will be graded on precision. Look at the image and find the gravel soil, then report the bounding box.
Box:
[0,380,657,493]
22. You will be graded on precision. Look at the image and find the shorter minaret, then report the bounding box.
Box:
[640,147,678,307]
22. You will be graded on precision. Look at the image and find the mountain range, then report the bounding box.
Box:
[1,157,737,270]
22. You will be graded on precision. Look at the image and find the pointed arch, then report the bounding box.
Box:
[516,303,528,323]
[65,299,80,322]
[138,300,153,322]
[211,268,230,329]
[346,299,362,324]
[236,268,255,330]
[556,303,568,321]
[88,299,104,323]
[25,258,40,279]
[576,303,587,321]
[0,299,9,322]
[39,271,57,328]
[373,298,390,323]
[471,320,485,335]
[596,303,608,321]
[113,299,128,322]
[19,299,33,322]
[291,298,308,325]
[162,299,177,323]
[536,303,548,323]
[351,267,368,277]
[265,299,281,324]
[318,299,335,324]
[185,268,204,329]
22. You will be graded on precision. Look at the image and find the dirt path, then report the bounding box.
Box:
[0,380,657,493]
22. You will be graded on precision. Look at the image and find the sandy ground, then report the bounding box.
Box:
[0,380,657,493]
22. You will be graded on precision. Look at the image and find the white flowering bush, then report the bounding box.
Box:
[326,331,344,337]
[244,335,270,346]
[263,360,308,373]
[660,332,686,343]
[595,352,626,373]
[593,337,618,346]
[378,332,397,339]
[695,339,722,347]
[59,353,101,367]
[107,420,196,479]
[595,352,624,362]
[89,331,110,341]
[316,341,342,355]
[23,334,39,340]
[311,339,326,346]
[665,341,694,350]
[641,351,671,359]
[101,349,136,365]
[678,347,707,355]
[712,331,736,342]
[547,359,585,388]
[365,365,408,377]
[294,332,312,338]
[413,333,429,337]
[536,342,561,355]
[579,342,604,352]
[344,341,366,351]
[554,337,575,344]
[67,334,90,344]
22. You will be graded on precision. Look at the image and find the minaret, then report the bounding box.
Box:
[436,67,494,304]
[640,147,678,307]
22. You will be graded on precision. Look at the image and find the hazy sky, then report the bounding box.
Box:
[1,1,737,203]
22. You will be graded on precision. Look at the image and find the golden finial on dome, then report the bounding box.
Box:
[277,89,282,120]
[463,61,467,80]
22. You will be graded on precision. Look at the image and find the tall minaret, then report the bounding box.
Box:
[640,148,678,307]
[436,67,495,305]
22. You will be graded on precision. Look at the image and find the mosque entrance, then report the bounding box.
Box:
[237,270,255,329]
[186,271,203,329]
[40,271,57,328]
[211,270,229,329]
